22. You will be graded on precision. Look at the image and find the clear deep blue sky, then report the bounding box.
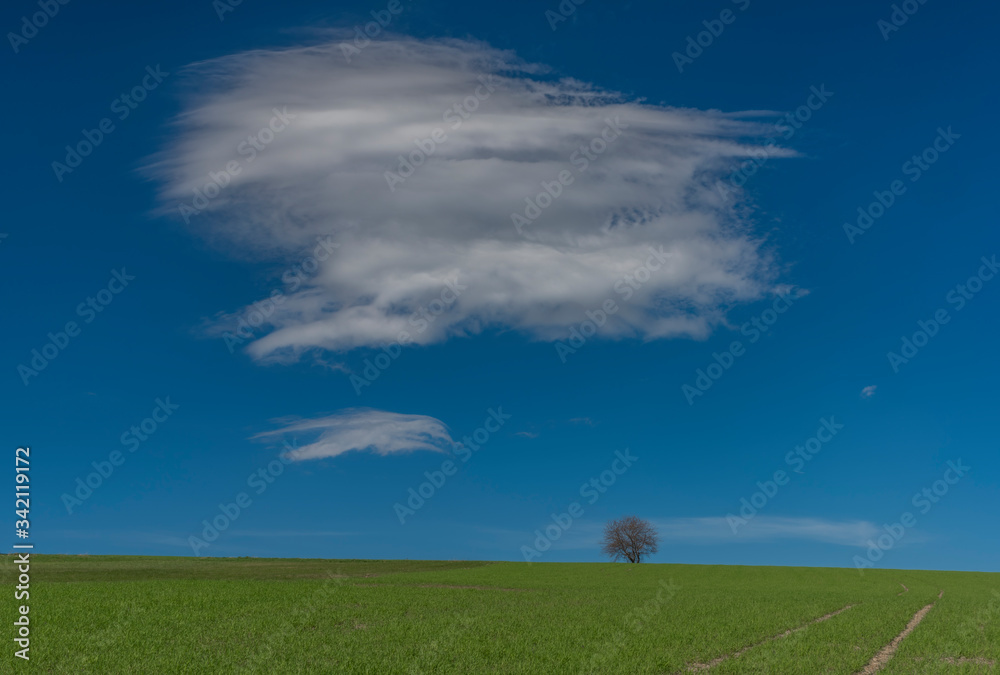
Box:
[3,0,998,571]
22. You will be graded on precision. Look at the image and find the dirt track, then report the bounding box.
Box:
[684,604,855,672]
[855,591,943,675]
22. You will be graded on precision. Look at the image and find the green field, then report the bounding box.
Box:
[4,555,999,673]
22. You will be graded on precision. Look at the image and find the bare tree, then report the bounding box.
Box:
[600,516,659,563]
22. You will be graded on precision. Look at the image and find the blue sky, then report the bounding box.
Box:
[4,0,998,571]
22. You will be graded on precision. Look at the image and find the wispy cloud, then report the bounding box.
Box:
[254,408,455,461]
[227,530,356,538]
[657,517,883,548]
[568,417,596,427]
[150,35,790,361]
[515,431,540,439]
[50,530,192,548]
[517,516,889,551]
[860,385,877,399]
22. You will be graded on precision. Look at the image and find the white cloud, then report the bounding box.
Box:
[226,530,356,537]
[658,516,881,547]
[539,516,885,550]
[150,35,793,360]
[254,408,455,461]
[860,385,877,399]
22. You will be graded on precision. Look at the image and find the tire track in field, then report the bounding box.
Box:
[854,591,944,675]
[938,657,995,666]
[682,604,855,672]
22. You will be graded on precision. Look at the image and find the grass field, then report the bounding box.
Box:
[4,555,999,673]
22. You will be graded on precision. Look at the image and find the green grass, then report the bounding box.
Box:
[3,555,998,674]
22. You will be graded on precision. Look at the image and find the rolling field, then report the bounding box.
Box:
[4,555,999,674]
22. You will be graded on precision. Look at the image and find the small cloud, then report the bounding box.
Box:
[254,408,455,461]
[515,431,539,439]
[49,530,192,548]
[704,516,881,547]
[568,417,596,427]
[860,385,877,399]
[492,516,889,552]
[312,355,349,374]
[227,530,355,538]
[541,517,889,550]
